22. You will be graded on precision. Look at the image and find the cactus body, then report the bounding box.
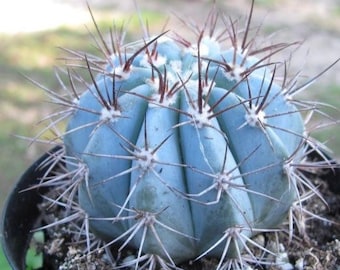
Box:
[23,0,340,267]
[63,31,305,264]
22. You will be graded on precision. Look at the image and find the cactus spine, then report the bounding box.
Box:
[31,1,338,269]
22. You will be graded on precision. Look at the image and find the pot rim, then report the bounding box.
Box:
[1,146,62,270]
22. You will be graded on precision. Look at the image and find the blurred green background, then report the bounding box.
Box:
[1,0,339,268]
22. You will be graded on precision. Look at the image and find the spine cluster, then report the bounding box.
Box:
[32,2,338,269]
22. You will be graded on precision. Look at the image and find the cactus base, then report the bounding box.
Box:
[1,147,339,270]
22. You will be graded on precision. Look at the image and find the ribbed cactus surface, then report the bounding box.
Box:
[62,30,305,265]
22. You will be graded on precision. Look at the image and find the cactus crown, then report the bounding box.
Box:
[29,1,338,269]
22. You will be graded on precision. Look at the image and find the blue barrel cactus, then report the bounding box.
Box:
[32,2,338,269]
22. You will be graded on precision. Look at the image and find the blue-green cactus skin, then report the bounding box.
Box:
[64,34,305,263]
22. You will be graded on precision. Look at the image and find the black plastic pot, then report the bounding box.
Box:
[1,146,339,269]
[1,146,62,270]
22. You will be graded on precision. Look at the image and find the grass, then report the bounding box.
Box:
[255,0,282,8]
[0,29,83,214]
[0,246,11,270]
[306,84,340,157]
[1,231,44,270]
